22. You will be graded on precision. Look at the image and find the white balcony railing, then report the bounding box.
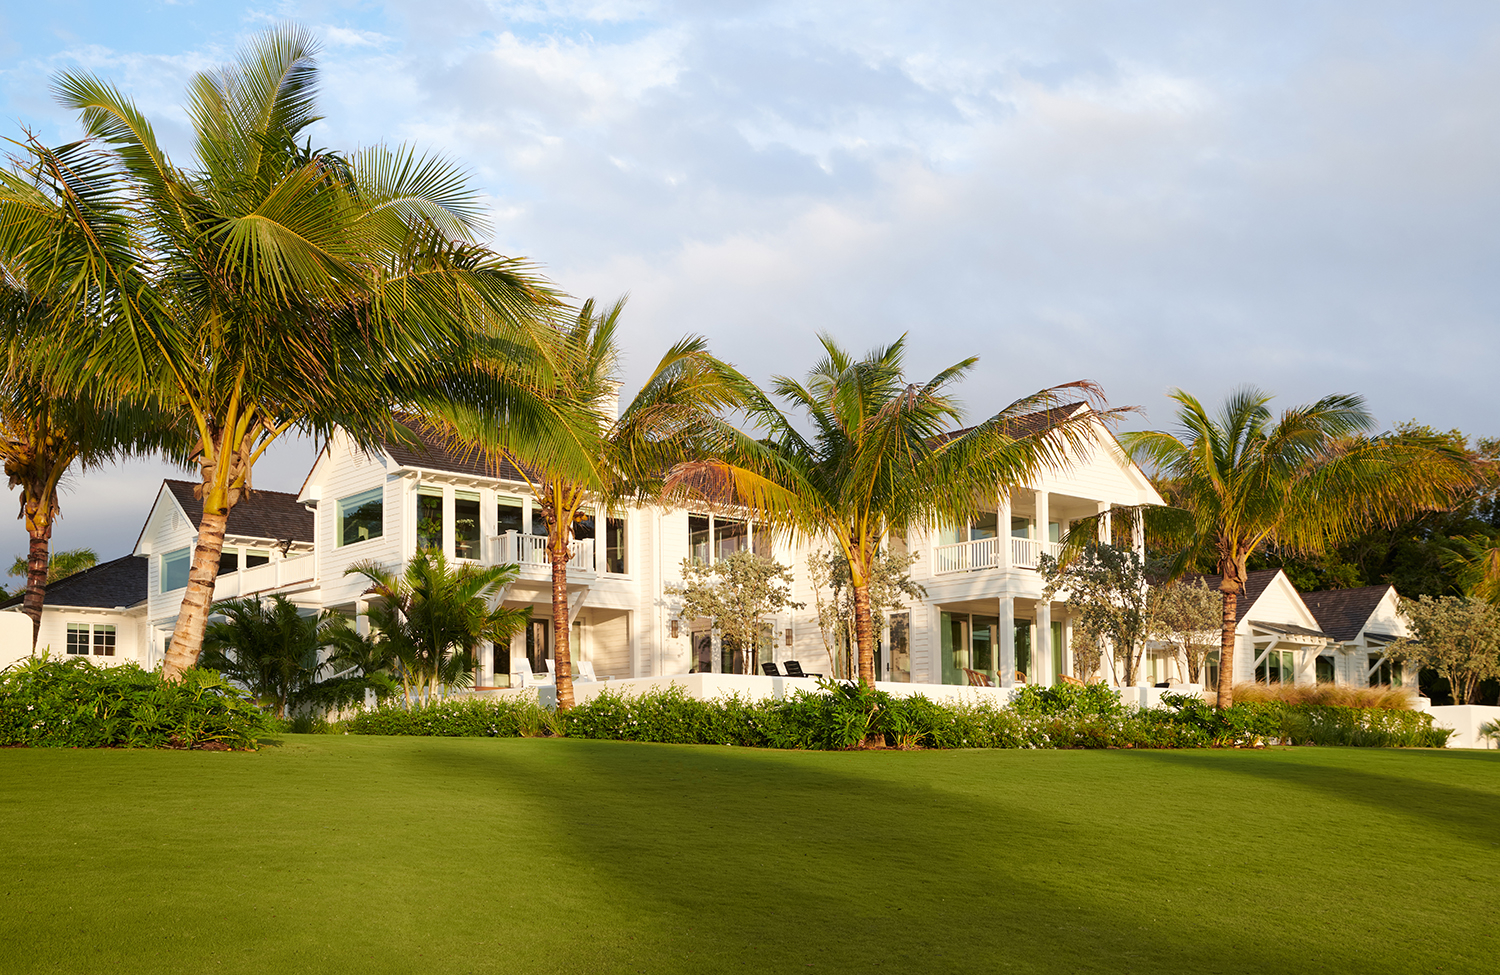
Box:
[212,553,317,600]
[932,537,1064,574]
[491,531,595,573]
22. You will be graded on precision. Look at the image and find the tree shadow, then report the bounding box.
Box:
[401,741,1494,974]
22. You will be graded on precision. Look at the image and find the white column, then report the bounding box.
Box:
[1131,508,1144,558]
[999,595,1016,687]
[927,604,943,685]
[1062,611,1074,681]
[1035,600,1052,686]
[442,484,456,561]
[1096,501,1111,545]
[1035,488,1050,547]
[997,488,1013,571]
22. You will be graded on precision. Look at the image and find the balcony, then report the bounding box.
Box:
[932,537,1063,575]
[490,531,596,574]
[213,553,317,600]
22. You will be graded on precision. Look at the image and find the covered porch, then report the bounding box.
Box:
[933,596,1072,687]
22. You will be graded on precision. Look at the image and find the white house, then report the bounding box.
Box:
[0,555,148,668]
[1301,585,1410,687]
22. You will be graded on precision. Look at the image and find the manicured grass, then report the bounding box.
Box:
[2,739,1496,974]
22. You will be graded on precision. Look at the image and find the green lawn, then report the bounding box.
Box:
[2,738,1496,974]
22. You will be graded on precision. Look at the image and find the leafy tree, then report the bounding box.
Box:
[0,25,582,681]
[1145,577,1220,684]
[675,334,1116,689]
[805,548,924,679]
[199,594,348,719]
[1068,625,1105,683]
[667,550,803,675]
[1387,596,1500,705]
[346,552,530,708]
[453,297,739,708]
[8,547,97,588]
[1040,543,1150,686]
[1124,388,1474,707]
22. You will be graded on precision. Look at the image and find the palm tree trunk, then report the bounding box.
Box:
[162,503,230,681]
[551,535,575,710]
[1216,587,1239,708]
[852,579,876,689]
[21,522,52,647]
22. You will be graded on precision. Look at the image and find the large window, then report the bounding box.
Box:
[497,497,524,535]
[67,623,115,656]
[1205,649,1220,689]
[161,548,190,592]
[605,516,627,574]
[416,487,443,551]
[337,488,384,547]
[1315,655,1336,684]
[218,548,271,575]
[455,491,481,560]
[889,612,911,682]
[1256,648,1295,684]
[1368,653,1402,687]
[688,514,770,564]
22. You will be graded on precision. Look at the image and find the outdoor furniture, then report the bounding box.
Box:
[1015,671,1028,684]
[576,660,599,682]
[511,666,552,688]
[761,662,783,676]
[1060,674,1085,687]
[964,668,993,687]
[783,661,822,679]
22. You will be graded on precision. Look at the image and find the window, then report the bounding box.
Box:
[454,491,481,560]
[605,516,627,574]
[161,548,190,592]
[219,550,238,575]
[1368,653,1402,687]
[1256,648,1295,684]
[1205,650,1220,689]
[337,488,384,547]
[574,508,596,541]
[497,497,524,535]
[416,487,443,551]
[941,514,1001,546]
[1010,516,1031,539]
[1315,655,1335,684]
[889,612,911,683]
[526,620,551,674]
[1015,620,1032,682]
[68,623,115,656]
[246,549,270,569]
[687,514,769,564]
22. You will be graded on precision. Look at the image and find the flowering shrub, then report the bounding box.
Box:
[0,656,270,749]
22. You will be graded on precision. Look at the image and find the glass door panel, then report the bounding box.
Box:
[972,615,998,681]
[1015,621,1032,683]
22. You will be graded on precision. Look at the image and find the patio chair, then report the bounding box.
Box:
[782,660,823,679]
[511,665,552,689]
[964,668,993,687]
[761,662,783,677]
[1060,674,1085,687]
[576,660,599,682]
[1014,671,1028,684]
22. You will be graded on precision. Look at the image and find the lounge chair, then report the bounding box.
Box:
[576,660,600,682]
[782,661,822,679]
[761,662,783,677]
[511,665,552,688]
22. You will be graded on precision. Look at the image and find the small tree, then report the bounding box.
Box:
[1040,543,1149,686]
[807,548,924,679]
[667,550,802,675]
[347,553,530,707]
[1145,578,1221,684]
[1069,624,1105,683]
[1388,596,1500,705]
[199,595,349,719]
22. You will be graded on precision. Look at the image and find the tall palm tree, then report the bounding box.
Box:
[346,553,530,707]
[450,297,740,708]
[672,334,1119,690]
[1123,387,1476,707]
[0,25,589,678]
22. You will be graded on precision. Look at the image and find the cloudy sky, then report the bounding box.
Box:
[2,0,1498,564]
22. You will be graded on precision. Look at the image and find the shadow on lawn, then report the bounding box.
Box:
[1128,749,1500,847]
[401,742,1458,975]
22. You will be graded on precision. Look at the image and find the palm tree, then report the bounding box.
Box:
[451,297,741,709]
[200,594,348,719]
[671,333,1118,690]
[1122,387,1476,707]
[346,553,530,707]
[0,25,589,678]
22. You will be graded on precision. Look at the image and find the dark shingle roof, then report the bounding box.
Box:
[1181,568,1283,623]
[165,481,314,543]
[382,421,534,484]
[1,555,147,610]
[1301,586,1395,643]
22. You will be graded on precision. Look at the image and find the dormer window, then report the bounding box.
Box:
[161,548,190,592]
[337,488,384,547]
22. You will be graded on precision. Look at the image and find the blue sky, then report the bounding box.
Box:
[4,1,1500,563]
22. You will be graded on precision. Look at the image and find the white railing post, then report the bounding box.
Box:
[997,489,1012,572]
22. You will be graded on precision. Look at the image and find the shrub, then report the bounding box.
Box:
[343,697,560,738]
[0,656,270,749]
[1010,682,1125,718]
[1222,682,1417,709]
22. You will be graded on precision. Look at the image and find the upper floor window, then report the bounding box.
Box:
[455,491,481,560]
[941,513,999,546]
[416,487,443,551]
[337,488,384,547]
[67,623,115,656]
[689,514,769,563]
[605,516,627,574]
[218,548,271,574]
[498,496,525,535]
[161,547,190,592]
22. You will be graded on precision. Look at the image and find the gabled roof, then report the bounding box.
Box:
[164,481,314,543]
[0,555,146,611]
[1182,569,1282,623]
[1301,586,1396,643]
[382,421,534,484]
